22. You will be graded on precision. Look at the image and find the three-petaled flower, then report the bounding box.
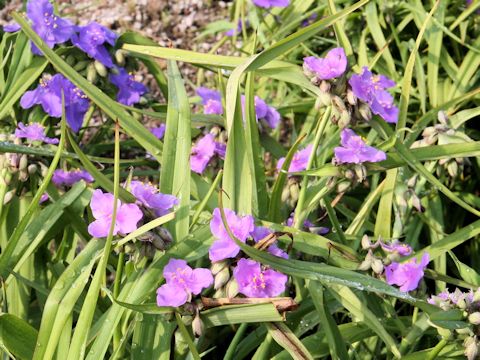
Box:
[71,22,117,67]
[53,169,93,186]
[233,258,287,298]
[190,134,225,174]
[87,189,143,238]
[384,253,429,292]
[303,47,347,81]
[197,87,223,115]
[15,122,59,144]
[156,258,213,307]
[130,181,178,217]
[20,74,90,132]
[252,0,290,9]
[334,129,386,164]
[277,144,313,173]
[109,67,148,106]
[349,67,399,123]
[209,208,254,262]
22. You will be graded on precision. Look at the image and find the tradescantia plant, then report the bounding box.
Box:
[1,0,480,359]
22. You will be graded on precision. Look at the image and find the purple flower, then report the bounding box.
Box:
[251,226,288,259]
[52,169,93,187]
[380,240,412,257]
[3,23,21,32]
[39,193,49,204]
[277,144,313,173]
[428,288,474,307]
[349,67,398,123]
[14,122,59,144]
[130,180,178,217]
[109,67,148,106]
[384,253,429,292]
[20,74,89,132]
[334,129,386,164]
[26,0,75,55]
[191,134,217,174]
[303,48,347,80]
[197,87,223,115]
[233,258,287,298]
[87,189,143,238]
[241,95,281,129]
[209,208,254,262]
[225,20,243,37]
[156,258,213,307]
[302,13,318,27]
[214,142,226,159]
[71,22,117,68]
[150,124,166,140]
[252,0,290,8]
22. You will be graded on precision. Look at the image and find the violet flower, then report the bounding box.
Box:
[52,169,94,187]
[277,144,313,173]
[214,142,226,159]
[130,180,178,217]
[150,124,166,140]
[209,208,254,262]
[252,0,290,8]
[384,253,429,292]
[334,128,386,164]
[191,134,217,174]
[428,288,475,308]
[20,74,89,132]
[156,258,213,307]
[3,23,21,32]
[241,95,281,129]
[197,87,223,115]
[15,122,59,144]
[26,0,75,55]
[71,22,117,68]
[302,13,318,27]
[88,189,143,238]
[349,66,399,123]
[233,258,287,298]
[225,20,243,37]
[109,67,148,106]
[251,226,288,259]
[39,193,49,204]
[303,48,347,80]
[380,240,412,257]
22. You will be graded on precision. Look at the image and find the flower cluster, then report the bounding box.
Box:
[359,235,429,292]
[130,181,178,217]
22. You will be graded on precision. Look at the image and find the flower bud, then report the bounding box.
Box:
[319,80,331,93]
[73,60,89,71]
[358,103,372,122]
[192,313,204,337]
[318,91,331,107]
[336,181,351,194]
[19,170,28,182]
[226,278,239,298]
[157,227,173,246]
[18,155,28,172]
[115,49,126,66]
[354,164,366,182]
[288,181,300,205]
[337,111,351,129]
[94,60,108,77]
[361,235,372,250]
[468,312,480,325]
[65,54,76,66]
[464,336,479,360]
[447,161,458,178]
[211,261,227,276]
[358,257,372,271]
[473,288,480,302]
[371,258,384,274]
[27,164,37,175]
[346,89,357,105]
[87,63,98,83]
[213,288,225,298]
[214,266,230,290]
[3,189,15,205]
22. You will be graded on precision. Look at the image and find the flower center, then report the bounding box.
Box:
[252,273,266,289]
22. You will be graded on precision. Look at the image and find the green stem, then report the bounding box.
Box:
[112,250,125,356]
[224,323,247,360]
[175,312,201,360]
[293,106,331,229]
[426,338,448,360]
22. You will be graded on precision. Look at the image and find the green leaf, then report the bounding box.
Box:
[0,313,38,360]
[202,304,283,328]
[160,60,191,240]
[266,322,314,360]
[428,309,469,330]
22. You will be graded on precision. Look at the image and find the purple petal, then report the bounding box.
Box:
[116,203,143,234]
[156,283,188,307]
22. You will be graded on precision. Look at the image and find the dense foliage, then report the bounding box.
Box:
[0,0,480,359]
